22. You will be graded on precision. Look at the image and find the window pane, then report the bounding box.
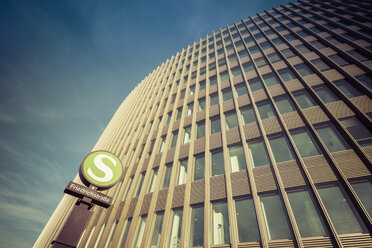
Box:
[235,199,260,242]
[187,103,194,116]
[169,209,183,248]
[269,135,294,163]
[212,151,225,176]
[210,93,219,106]
[220,71,229,82]
[340,117,372,147]
[263,73,279,87]
[255,57,268,68]
[162,165,172,188]
[134,216,147,248]
[355,74,372,91]
[257,101,276,119]
[249,77,264,91]
[148,168,158,193]
[282,48,296,58]
[194,155,205,180]
[274,95,295,114]
[278,68,296,82]
[223,88,233,101]
[229,146,246,172]
[312,58,331,72]
[294,63,313,77]
[248,141,270,167]
[293,90,317,109]
[198,98,206,111]
[190,206,204,246]
[183,127,191,144]
[260,195,292,240]
[225,112,239,129]
[351,179,372,216]
[318,185,365,234]
[243,61,254,72]
[150,213,164,248]
[329,54,349,66]
[211,117,221,134]
[177,160,188,185]
[212,202,230,245]
[135,173,145,196]
[241,106,256,124]
[287,191,327,237]
[119,219,132,248]
[171,131,178,148]
[268,52,282,63]
[197,121,205,139]
[316,123,350,152]
[235,83,248,96]
[334,79,362,98]
[291,130,321,157]
[313,84,339,103]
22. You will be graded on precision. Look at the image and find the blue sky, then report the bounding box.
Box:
[0,0,292,247]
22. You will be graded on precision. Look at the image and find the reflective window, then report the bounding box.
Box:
[235,83,248,96]
[229,146,246,172]
[162,165,172,188]
[340,116,372,147]
[187,103,194,116]
[313,84,339,103]
[274,95,295,114]
[329,54,349,67]
[268,52,282,63]
[269,135,294,163]
[223,88,233,101]
[334,79,362,98]
[199,80,206,90]
[318,185,365,234]
[278,68,296,82]
[255,57,268,68]
[296,44,311,54]
[241,106,256,124]
[135,173,145,196]
[198,98,206,111]
[257,101,276,119]
[260,194,292,240]
[150,213,164,248]
[248,140,270,167]
[177,160,188,185]
[315,123,350,152]
[210,93,219,106]
[211,116,221,134]
[248,77,264,91]
[197,121,205,139]
[176,108,182,120]
[294,63,314,77]
[351,179,372,216]
[312,58,331,72]
[171,131,178,148]
[194,155,205,180]
[263,73,279,87]
[225,111,239,129]
[183,126,191,144]
[210,75,218,86]
[212,151,225,176]
[134,216,147,248]
[282,48,296,58]
[148,168,158,193]
[293,90,317,109]
[119,218,132,248]
[355,74,372,91]
[231,66,242,77]
[169,209,183,248]
[291,130,321,157]
[220,71,229,82]
[212,202,230,245]
[235,198,260,242]
[243,61,254,72]
[287,190,327,237]
[190,206,204,246]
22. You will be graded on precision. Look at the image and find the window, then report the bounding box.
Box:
[187,103,194,116]
[315,123,350,152]
[198,98,206,111]
[190,206,204,246]
[347,50,368,62]
[312,58,331,72]
[268,52,282,63]
[210,93,219,106]
[263,73,279,87]
[296,44,311,54]
[255,57,268,68]
[269,135,294,163]
[162,165,172,188]
[248,140,270,167]
[260,194,292,240]
[245,36,254,44]
[274,95,295,114]
[133,216,147,248]
[249,45,259,54]
[135,173,145,196]
[119,219,132,247]
[334,79,362,98]
[318,184,366,234]
[313,84,339,103]
[231,66,242,77]
[351,179,372,216]
[294,63,313,77]
[210,75,217,86]
[329,54,349,67]
[326,37,341,45]
[166,112,172,125]
[298,30,310,37]
[355,74,372,91]
[229,146,246,172]
[222,88,233,101]
[228,54,237,63]
[180,89,186,99]
[243,61,254,72]
[225,111,239,129]
[310,40,326,49]
[235,83,248,96]
[171,131,178,148]
[196,121,205,139]
[194,155,205,180]
[212,202,230,245]
[199,80,206,90]
[257,101,276,119]
[287,190,327,237]
[105,220,119,248]
[291,129,321,158]
[169,209,183,247]
[235,198,260,242]
[241,106,256,124]
[293,90,317,109]
[254,32,264,40]
[177,160,188,185]
[272,37,284,45]
[284,34,296,42]
[340,116,372,147]
[176,108,182,120]
[212,150,225,176]
[248,77,264,91]
[278,68,296,82]
[211,116,221,134]
[148,168,158,193]
[150,213,164,248]
[183,126,191,144]
[260,41,272,50]
[238,50,248,58]
[189,85,195,95]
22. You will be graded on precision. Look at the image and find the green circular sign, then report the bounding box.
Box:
[79,151,123,190]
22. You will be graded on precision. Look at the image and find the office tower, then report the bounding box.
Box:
[35,0,372,247]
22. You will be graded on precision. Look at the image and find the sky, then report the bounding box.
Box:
[0,0,292,247]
